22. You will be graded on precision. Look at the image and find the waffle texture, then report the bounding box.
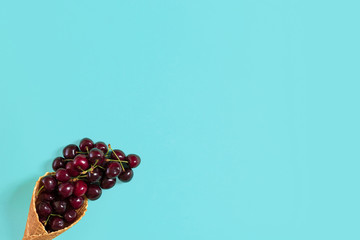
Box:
[23,172,88,240]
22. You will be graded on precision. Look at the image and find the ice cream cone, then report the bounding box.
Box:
[23,172,88,240]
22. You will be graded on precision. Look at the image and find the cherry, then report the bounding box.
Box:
[36,201,52,217]
[41,176,57,192]
[105,162,122,178]
[64,209,77,223]
[52,157,65,171]
[86,184,102,200]
[39,215,47,223]
[87,167,103,183]
[94,141,108,154]
[74,180,88,197]
[88,148,104,166]
[63,144,79,159]
[69,196,84,209]
[118,168,133,182]
[79,138,94,152]
[66,162,80,177]
[73,154,89,171]
[101,178,116,189]
[52,200,67,214]
[111,149,126,160]
[58,182,74,198]
[55,168,70,182]
[49,216,65,231]
[127,154,141,168]
[39,192,56,202]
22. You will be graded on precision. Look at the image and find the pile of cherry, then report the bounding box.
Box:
[36,138,141,232]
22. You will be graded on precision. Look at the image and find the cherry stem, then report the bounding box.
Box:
[36,186,44,196]
[72,160,100,181]
[64,159,73,162]
[108,144,125,172]
[106,159,128,163]
[76,151,88,154]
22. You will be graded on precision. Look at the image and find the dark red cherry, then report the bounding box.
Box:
[79,138,94,152]
[69,196,84,209]
[101,177,116,189]
[64,209,77,223]
[36,201,52,217]
[58,182,74,198]
[105,162,122,178]
[88,148,104,166]
[39,192,56,202]
[52,200,67,214]
[49,216,65,231]
[41,176,57,192]
[55,168,71,182]
[39,215,47,223]
[86,184,102,200]
[73,154,89,171]
[73,180,87,197]
[111,149,126,160]
[87,167,103,183]
[127,154,141,168]
[66,162,80,177]
[94,141,108,154]
[52,157,65,171]
[118,168,134,182]
[63,144,79,159]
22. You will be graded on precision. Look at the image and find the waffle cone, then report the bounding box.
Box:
[23,172,88,240]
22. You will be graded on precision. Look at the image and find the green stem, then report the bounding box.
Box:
[108,144,125,172]
[76,151,88,154]
[72,159,100,181]
[106,159,128,163]
[36,186,44,196]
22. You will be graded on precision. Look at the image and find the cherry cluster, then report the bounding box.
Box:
[36,138,141,232]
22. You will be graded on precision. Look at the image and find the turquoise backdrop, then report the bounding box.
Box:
[1,0,359,239]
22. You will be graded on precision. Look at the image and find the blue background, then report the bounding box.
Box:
[0,0,359,239]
